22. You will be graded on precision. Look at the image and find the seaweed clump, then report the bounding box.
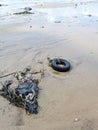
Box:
[14,11,34,15]
[13,7,34,15]
[0,67,40,114]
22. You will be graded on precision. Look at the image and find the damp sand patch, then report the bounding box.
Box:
[33,2,76,8]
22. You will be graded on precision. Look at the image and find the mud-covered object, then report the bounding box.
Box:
[16,81,39,114]
[51,58,71,72]
[0,80,39,114]
[13,11,34,15]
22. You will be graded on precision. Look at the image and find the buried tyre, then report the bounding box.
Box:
[51,58,71,72]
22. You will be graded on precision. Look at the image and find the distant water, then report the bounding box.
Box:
[0,0,98,4]
[0,0,98,27]
[0,0,98,15]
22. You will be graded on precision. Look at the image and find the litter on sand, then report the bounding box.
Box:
[0,66,43,114]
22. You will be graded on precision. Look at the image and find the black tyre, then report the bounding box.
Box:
[51,58,71,72]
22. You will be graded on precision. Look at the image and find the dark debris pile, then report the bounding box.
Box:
[13,7,34,15]
[0,67,40,114]
[13,11,34,15]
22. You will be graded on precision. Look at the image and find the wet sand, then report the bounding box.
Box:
[0,1,98,130]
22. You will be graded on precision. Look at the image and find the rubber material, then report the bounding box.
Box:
[51,58,71,72]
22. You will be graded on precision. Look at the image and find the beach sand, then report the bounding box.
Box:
[0,1,98,130]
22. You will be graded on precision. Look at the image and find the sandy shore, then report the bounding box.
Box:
[0,1,98,130]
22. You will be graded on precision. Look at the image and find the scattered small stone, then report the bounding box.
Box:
[87,14,92,17]
[54,21,61,23]
[41,26,45,28]
[74,117,80,122]
[30,26,32,28]
[75,4,78,7]
[24,7,32,11]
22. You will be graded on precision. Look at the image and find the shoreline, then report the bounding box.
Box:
[0,1,98,130]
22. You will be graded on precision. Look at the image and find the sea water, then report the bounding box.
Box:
[0,0,98,26]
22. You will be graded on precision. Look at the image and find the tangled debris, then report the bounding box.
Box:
[14,11,34,15]
[0,67,43,114]
[24,7,32,11]
[13,7,34,15]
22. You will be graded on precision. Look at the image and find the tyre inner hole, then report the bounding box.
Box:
[56,62,66,67]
